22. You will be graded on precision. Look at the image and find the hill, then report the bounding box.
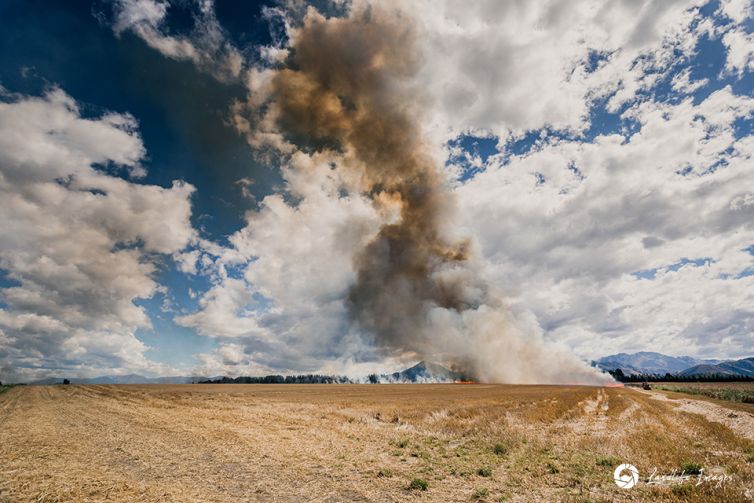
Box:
[387,361,463,382]
[678,357,754,377]
[593,352,717,376]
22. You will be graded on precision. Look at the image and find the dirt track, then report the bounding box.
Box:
[1,384,753,502]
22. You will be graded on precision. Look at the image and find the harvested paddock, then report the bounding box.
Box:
[1,384,753,502]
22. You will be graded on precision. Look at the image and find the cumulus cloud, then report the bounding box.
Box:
[177,151,385,374]
[716,0,754,76]
[723,28,754,75]
[456,86,754,360]
[405,0,707,142]
[719,0,753,24]
[0,89,196,381]
[671,67,709,93]
[111,0,243,81]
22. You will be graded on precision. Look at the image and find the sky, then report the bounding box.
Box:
[0,0,753,382]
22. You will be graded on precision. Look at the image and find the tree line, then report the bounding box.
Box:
[608,368,754,382]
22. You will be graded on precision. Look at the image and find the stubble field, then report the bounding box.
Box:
[1,384,753,502]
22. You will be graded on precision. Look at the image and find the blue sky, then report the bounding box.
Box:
[0,0,279,372]
[0,0,753,382]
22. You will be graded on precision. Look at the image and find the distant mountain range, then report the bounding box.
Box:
[594,352,754,377]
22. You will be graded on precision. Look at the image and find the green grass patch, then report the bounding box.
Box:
[408,478,428,491]
[477,467,493,477]
[595,455,620,467]
[471,487,489,500]
[492,443,507,456]
[656,385,754,404]
[680,462,703,475]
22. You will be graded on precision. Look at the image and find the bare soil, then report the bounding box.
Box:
[1,384,753,502]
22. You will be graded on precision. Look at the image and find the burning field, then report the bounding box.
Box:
[2,384,753,502]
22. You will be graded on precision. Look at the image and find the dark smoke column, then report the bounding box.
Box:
[270,6,480,361]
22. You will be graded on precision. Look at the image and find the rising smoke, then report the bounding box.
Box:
[239,3,610,384]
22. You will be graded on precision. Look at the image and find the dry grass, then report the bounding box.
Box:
[1,384,753,502]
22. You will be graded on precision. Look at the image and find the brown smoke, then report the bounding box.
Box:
[240,4,612,384]
[269,6,481,360]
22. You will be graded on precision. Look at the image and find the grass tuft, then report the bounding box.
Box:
[671,484,693,497]
[471,487,489,500]
[408,478,428,491]
[596,456,620,467]
[477,467,492,477]
[680,462,703,475]
[492,443,507,456]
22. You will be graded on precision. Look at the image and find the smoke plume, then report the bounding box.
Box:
[240,4,610,384]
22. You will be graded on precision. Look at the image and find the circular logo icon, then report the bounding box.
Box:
[614,463,639,489]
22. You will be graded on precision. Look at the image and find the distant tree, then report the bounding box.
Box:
[62,379,70,385]
[615,372,754,383]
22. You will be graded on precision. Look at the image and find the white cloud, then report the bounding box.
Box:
[671,67,709,93]
[723,28,754,75]
[716,0,754,76]
[719,0,753,24]
[456,86,754,360]
[234,177,255,201]
[111,0,243,81]
[177,151,384,373]
[174,249,201,275]
[0,89,196,381]
[405,0,706,143]
[192,343,268,377]
[176,278,270,339]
